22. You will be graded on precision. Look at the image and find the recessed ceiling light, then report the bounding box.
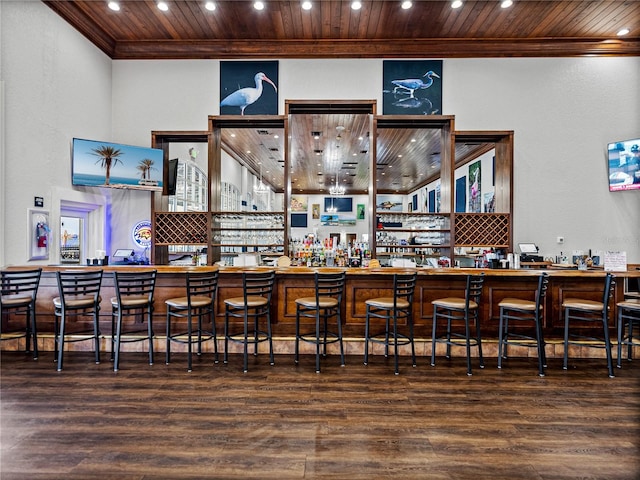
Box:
[157,1,169,11]
[351,1,362,11]
[617,28,630,36]
[501,0,513,8]
[108,1,120,11]
[205,2,216,11]
[451,0,463,8]
[254,1,265,10]
[302,1,312,10]
[401,1,412,9]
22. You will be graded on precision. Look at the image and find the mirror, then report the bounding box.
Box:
[219,125,285,211]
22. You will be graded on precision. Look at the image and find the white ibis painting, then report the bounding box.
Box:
[220,72,277,115]
[391,70,440,97]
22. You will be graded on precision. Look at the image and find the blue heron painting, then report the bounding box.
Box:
[383,60,443,115]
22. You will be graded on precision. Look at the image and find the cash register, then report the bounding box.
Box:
[519,243,544,263]
[111,249,136,265]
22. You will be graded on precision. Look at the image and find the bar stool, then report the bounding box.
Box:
[616,298,640,368]
[562,272,615,378]
[224,269,275,373]
[110,270,157,372]
[294,270,346,373]
[165,269,219,372]
[431,273,485,376]
[1,268,42,359]
[497,272,549,376]
[53,269,103,371]
[364,272,418,375]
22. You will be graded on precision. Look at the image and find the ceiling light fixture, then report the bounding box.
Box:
[254,1,265,10]
[107,1,120,11]
[254,162,269,195]
[205,2,216,11]
[500,0,513,8]
[302,1,312,10]
[329,171,346,196]
[157,1,169,11]
[617,28,630,36]
[401,1,412,9]
[351,1,362,11]
[451,0,463,8]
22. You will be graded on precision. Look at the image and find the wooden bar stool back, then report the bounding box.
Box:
[294,269,347,373]
[364,271,418,375]
[53,270,103,371]
[616,298,640,368]
[110,270,157,372]
[431,273,485,376]
[165,269,220,372]
[498,272,549,376]
[1,268,42,359]
[562,272,615,378]
[224,269,276,373]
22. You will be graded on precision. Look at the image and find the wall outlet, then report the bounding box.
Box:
[557,236,564,244]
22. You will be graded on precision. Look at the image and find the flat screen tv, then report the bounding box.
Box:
[72,138,164,191]
[607,138,640,192]
[166,158,179,195]
[324,197,353,213]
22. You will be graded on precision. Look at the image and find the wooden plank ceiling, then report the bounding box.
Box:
[44,0,639,59]
[44,0,638,195]
[219,114,495,195]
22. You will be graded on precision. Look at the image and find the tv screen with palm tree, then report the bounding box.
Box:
[71,138,164,191]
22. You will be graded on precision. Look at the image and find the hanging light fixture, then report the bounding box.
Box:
[254,162,268,194]
[329,170,346,196]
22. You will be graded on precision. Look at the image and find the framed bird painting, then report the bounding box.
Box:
[382,60,442,115]
[220,61,279,116]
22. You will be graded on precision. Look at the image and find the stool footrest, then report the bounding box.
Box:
[167,331,215,345]
[226,330,270,345]
[298,331,341,346]
[367,331,413,347]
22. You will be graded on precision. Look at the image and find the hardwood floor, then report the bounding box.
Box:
[1,351,639,479]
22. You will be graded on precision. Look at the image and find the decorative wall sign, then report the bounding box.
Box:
[220,61,278,116]
[132,220,152,248]
[382,60,443,115]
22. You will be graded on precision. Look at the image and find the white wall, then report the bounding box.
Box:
[1,1,112,266]
[2,2,639,265]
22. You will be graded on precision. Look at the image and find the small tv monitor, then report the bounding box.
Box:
[166,158,179,195]
[72,138,164,191]
[607,138,640,192]
[324,197,353,213]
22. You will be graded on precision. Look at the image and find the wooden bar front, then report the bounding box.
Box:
[2,265,639,357]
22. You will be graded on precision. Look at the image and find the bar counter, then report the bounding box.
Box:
[3,264,640,357]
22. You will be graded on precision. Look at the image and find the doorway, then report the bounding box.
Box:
[60,216,82,264]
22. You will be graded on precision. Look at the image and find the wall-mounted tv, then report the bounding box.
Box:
[324,197,353,213]
[72,138,164,191]
[607,138,640,192]
[166,158,179,195]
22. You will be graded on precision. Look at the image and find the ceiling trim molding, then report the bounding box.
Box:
[111,38,640,60]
